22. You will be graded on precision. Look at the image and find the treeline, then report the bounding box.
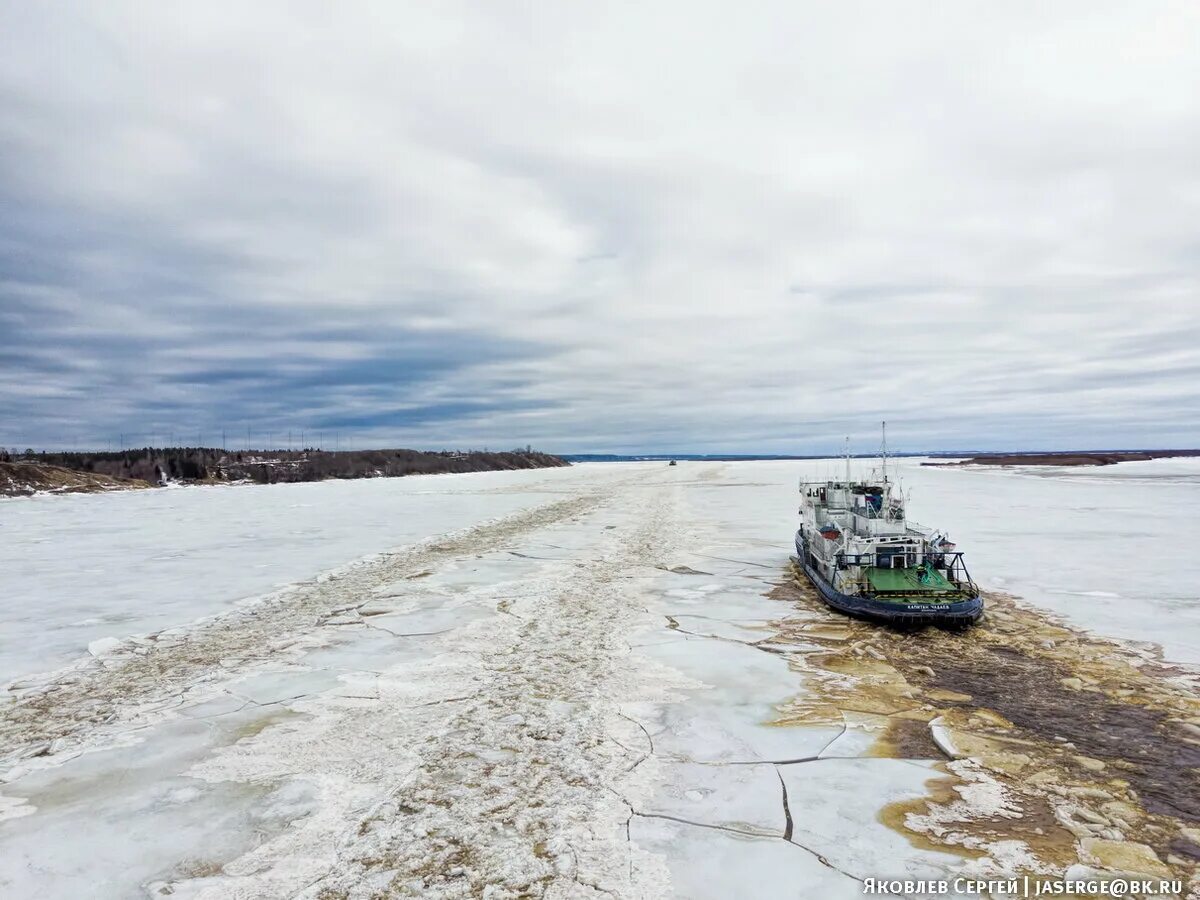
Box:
[4,447,570,486]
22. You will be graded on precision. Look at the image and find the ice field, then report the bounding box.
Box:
[1,458,1197,897]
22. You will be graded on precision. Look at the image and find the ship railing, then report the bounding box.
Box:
[836,549,964,565]
[842,578,982,600]
[835,551,979,596]
[857,585,979,600]
[850,507,906,523]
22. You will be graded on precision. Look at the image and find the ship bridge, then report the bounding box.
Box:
[802,480,908,538]
[848,497,907,537]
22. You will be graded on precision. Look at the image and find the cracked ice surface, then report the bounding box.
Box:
[2,458,1199,898]
[0,465,616,686]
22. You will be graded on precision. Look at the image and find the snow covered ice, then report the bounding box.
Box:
[1,459,1198,898]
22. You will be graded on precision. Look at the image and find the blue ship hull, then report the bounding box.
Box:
[793,532,983,627]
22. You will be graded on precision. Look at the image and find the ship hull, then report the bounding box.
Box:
[793,534,983,627]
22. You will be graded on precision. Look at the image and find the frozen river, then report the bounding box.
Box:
[0,464,629,685]
[1,459,1197,898]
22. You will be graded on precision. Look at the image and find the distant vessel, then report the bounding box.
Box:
[792,424,983,627]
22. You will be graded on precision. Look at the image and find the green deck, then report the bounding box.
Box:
[865,565,960,596]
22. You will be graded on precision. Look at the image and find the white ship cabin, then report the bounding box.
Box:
[801,480,906,535]
[801,480,923,575]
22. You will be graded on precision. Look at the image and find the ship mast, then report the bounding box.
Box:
[878,422,888,520]
[880,420,888,488]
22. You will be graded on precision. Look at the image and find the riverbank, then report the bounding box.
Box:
[1,448,569,497]
[0,461,151,497]
[924,450,1200,468]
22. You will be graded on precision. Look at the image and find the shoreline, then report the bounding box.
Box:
[0,449,570,498]
[923,450,1200,468]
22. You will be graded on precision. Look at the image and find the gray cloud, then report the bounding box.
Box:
[2,1,1199,453]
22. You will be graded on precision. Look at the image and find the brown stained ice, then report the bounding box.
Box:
[765,566,1200,886]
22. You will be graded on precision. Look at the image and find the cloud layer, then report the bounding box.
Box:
[3,1,1199,453]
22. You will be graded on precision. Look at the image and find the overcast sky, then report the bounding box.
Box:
[2,2,1198,454]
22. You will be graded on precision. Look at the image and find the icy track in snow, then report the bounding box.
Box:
[1,459,1198,898]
